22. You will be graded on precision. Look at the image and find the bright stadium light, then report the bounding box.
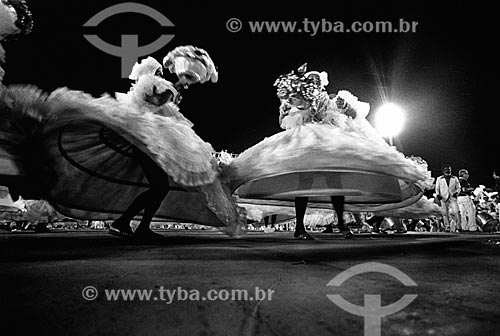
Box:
[375,103,405,146]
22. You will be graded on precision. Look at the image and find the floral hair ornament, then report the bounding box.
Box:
[163,45,218,85]
[273,63,327,105]
[129,56,163,81]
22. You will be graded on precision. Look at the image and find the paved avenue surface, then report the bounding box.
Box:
[1,230,499,336]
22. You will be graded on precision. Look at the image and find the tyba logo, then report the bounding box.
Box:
[326,262,418,336]
[83,2,174,78]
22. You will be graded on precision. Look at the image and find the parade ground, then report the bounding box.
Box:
[1,230,500,336]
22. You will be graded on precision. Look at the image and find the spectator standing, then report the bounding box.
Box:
[457,169,477,231]
[435,165,461,232]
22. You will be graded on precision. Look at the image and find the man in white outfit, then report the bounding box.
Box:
[457,169,477,231]
[435,165,461,232]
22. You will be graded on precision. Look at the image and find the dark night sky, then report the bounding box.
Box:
[3,0,497,187]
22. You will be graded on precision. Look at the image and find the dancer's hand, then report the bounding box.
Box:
[280,103,291,116]
[335,96,348,110]
[145,86,175,106]
[344,107,357,119]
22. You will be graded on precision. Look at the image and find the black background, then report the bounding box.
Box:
[3,0,497,187]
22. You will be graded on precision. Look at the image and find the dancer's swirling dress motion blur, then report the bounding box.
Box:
[0,40,246,237]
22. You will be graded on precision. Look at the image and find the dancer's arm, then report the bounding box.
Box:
[278,102,290,127]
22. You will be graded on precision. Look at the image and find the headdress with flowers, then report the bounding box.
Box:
[273,63,328,107]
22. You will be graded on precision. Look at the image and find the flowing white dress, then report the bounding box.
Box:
[0,75,246,236]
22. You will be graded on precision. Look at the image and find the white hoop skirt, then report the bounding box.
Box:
[224,123,433,213]
[0,85,245,236]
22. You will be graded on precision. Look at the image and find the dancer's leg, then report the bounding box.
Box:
[111,190,154,233]
[133,150,169,236]
[111,148,168,237]
[294,196,314,240]
[270,214,278,230]
[294,197,308,234]
[134,188,168,235]
[330,195,345,230]
[331,195,353,239]
[110,187,155,236]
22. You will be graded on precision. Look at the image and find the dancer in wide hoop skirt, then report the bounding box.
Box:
[224,63,433,240]
[0,40,246,238]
